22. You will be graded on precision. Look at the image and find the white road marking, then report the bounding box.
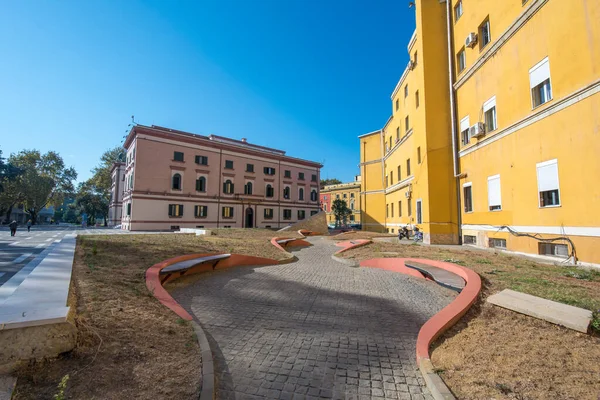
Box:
[8,242,21,247]
[45,238,53,242]
[12,253,33,263]
[54,240,61,244]
[36,243,46,248]
[25,236,33,240]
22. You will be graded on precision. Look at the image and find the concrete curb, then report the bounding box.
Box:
[419,359,456,400]
[191,321,215,400]
[330,254,359,267]
[334,239,372,254]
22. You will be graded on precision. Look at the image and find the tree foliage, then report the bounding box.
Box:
[331,198,352,227]
[0,149,24,220]
[320,178,342,189]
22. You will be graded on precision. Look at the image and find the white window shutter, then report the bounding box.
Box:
[487,175,501,207]
[460,116,470,132]
[537,159,559,192]
[529,57,550,89]
[483,96,496,112]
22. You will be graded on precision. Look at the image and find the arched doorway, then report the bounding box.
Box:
[245,207,254,228]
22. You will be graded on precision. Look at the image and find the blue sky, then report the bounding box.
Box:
[0,0,416,183]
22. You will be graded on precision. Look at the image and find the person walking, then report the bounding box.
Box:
[27,219,32,232]
[9,220,18,237]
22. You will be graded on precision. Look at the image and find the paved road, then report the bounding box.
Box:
[173,237,455,400]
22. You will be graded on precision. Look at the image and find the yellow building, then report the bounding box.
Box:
[361,0,600,265]
[321,179,361,226]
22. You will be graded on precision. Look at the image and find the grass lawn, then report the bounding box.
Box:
[340,240,600,400]
[13,229,295,400]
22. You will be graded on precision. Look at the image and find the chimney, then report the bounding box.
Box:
[241,138,247,143]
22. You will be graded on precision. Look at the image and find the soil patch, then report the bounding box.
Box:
[328,231,396,241]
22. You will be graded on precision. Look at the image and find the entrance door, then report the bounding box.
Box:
[416,200,422,224]
[245,207,254,228]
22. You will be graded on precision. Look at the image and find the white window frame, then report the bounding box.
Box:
[536,159,561,208]
[463,182,473,213]
[171,170,183,192]
[483,96,497,132]
[416,199,423,224]
[454,1,463,22]
[457,49,466,72]
[529,57,552,108]
[460,116,470,145]
[487,174,502,211]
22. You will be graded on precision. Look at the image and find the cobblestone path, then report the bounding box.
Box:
[172,237,455,400]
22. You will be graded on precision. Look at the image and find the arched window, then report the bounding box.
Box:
[266,184,274,198]
[172,173,182,190]
[223,179,234,194]
[283,186,290,199]
[244,181,253,195]
[299,188,304,201]
[310,190,317,202]
[196,176,206,192]
[350,200,355,210]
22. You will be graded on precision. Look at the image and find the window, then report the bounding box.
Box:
[413,51,417,66]
[350,201,354,210]
[539,243,569,257]
[283,186,290,199]
[299,187,304,201]
[343,193,347,198]
[298,210,305,220]
[222,207,234,218]
[417,147,421,164]
[406,159,411,176]
[530,57,552,108]
[395,98,399,111]
[391,203,394,218]
[404,84,408,98]
[386,204,389,218]
[399,201,402,217]
[195,155,208,165]
[174,151,184,162]
[266,184,274,198]
[537,159,560,207]
[463,235,476,244]
[396,127,400,140]
[284,170,291,178]
[323,204,327,212]
[246,163,254,172]
[407,200,412,216]
[460,116,470,146]
[397,165,401,180]
[126,203,131,216]
[244,181,253,195]
[171,226,180,231]
[196,176,206,192]
[454,1,463,21]
[311,174,317,182]
[223,179,234,194]
[350,193,354,198]
[385,175,389,187]
[489,238,506,249]
[264,167,276,175]
[457,48,466,73]
[483,96,497,132]
[390,171,394,185]
[172,173,182,190]
[415,91,420,108]
[283,209,292,220]
[389,136,392,149]
[487,175,502,211]
[405,116,410,132]
[225,160,234,169]
[416,200,422,224]
[479,18,491,50]
[522,0,529,5]
[168,204,184,217]
[194,205,208,218]
[310,190,317,202]
[336,194,340,199]
[264,208,274,219]
[298,172,305,180]
[463,183,473,212]
[350,215,355,221]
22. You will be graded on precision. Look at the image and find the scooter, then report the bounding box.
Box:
[413,226,423,242]
[398,227,410,240]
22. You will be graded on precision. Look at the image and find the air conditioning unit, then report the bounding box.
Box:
[465,33,478,48]
[405,190,412,199]
[470,122,486,138]
[408,60,415,70]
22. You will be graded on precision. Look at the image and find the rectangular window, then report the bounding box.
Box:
[385,175,389,187]
[391,203,394,218]
[395,98,399,111]
[284,170,291,178]
[311,174,317,182]
[264,167,276,175]
[454,0,463,21]
[298,172,305,180]
[530,57,552,108]
[413,51,417,66]
[386,204,389,218]
[479,18,491,50]
[396,127,400,140]
[415,90,420,108]
[397,165,401,181]
[463,183,473,212]
[417,147,421,164]
[483,96,497,132]
[323,204,327,212]
[489,238,507,249]
[406,159,411,176]
[539,243,569,257]
[196,177,206,192]
[350,193,355,198]
[537,159,560,207]
[310,210,318,216]
[457,48,466,73]
[283,209,292,220]
[350,215,355,221]
[416,200,422,224]
[225,160,234,169]
[194,205,208,218]
[463,235,476,244]
[298,210,305,220]
[195,155,208,165]
[404,84,408,98]
[171,226,180,231]
[399,201,402,217]
[487,175,502,211]
[460,116,470,145]
[246,163,254,172]
[407,200,412,216]
[174,151,184,162]
[222,207,234,218]
[405,116,410,133]
[126,203,131,216]
[390,171,394,185]
[168,204,184,217]
[264,208,274,219]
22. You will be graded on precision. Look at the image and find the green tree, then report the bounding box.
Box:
[320,178,342,189]
[75,180,109,226]
[0,149,24,222]
[331,198,351,227]
[8,150,77,224]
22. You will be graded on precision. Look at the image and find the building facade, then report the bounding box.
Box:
[320,178,361,226]
[360,0,600,265]
[108,162,125,226]
[118,125,322,231]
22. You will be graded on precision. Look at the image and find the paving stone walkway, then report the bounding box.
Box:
[172,237,455,400]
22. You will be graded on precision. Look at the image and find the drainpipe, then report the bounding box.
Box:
[379,130,387,233]
[446,0,463,244]
[217,150,222,228]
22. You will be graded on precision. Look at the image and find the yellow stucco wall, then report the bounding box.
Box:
[360,132,386,232]
[322,184,361,224]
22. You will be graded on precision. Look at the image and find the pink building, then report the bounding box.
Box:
[114,125,322,231]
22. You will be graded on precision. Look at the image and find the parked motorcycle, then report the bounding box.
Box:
[413,226,423,242]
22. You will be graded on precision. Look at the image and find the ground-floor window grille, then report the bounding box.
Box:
[463,235,476,244]
[489,238,506,249]
[539,242,569,257]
